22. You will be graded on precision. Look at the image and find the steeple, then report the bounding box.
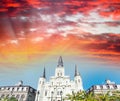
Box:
[43,67,46,78]
[57,56,63,67]
[74,65,80,76]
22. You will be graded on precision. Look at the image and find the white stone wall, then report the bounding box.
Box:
[36,66,83,101]
[87,82,120,95]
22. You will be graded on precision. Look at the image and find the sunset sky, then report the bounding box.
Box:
[0,0,120,90]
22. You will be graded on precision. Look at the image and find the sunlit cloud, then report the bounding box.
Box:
[0,0,120,66]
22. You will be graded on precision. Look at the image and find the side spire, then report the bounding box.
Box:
[57,56,63,67]
[74,65,80,76]
[43,67,46,78]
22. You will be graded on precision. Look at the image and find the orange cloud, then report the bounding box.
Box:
[0,0,120,65]
[0,33,120,65]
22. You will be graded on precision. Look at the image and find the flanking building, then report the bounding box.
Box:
[35,56,83,101]
[87,79,120,96]
[0,81,36,101]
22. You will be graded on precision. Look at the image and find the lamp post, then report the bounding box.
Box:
[60,91,63,101]
[51,91,54,101]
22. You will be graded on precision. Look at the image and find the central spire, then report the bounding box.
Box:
[74,65,80,76]
[43,67,46,78]
[57,56,63,67]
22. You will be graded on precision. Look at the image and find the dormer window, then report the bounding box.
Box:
[107,85,110,89]
[114,85,117,89]
[100,85,103,89]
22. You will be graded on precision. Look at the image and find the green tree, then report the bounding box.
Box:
[0,97,8,101]
[66,91,96,101]
[9,97,18,101]
[0,97,18,101]
[66,91,120,101]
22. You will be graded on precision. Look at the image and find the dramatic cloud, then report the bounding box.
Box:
[0,0,120,65]
[0,33,120,65]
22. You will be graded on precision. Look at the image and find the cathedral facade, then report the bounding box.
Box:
[35,56,83,101]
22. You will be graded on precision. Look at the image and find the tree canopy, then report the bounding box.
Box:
[66,91,120,101]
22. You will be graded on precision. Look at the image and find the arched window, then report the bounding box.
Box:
[60,73,62,76]
[45,91,47,96]
[57,91,60,95]
[16,94,20,99]
[20,94,25,101]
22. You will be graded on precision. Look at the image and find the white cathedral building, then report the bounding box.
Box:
[35,56,83,101]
